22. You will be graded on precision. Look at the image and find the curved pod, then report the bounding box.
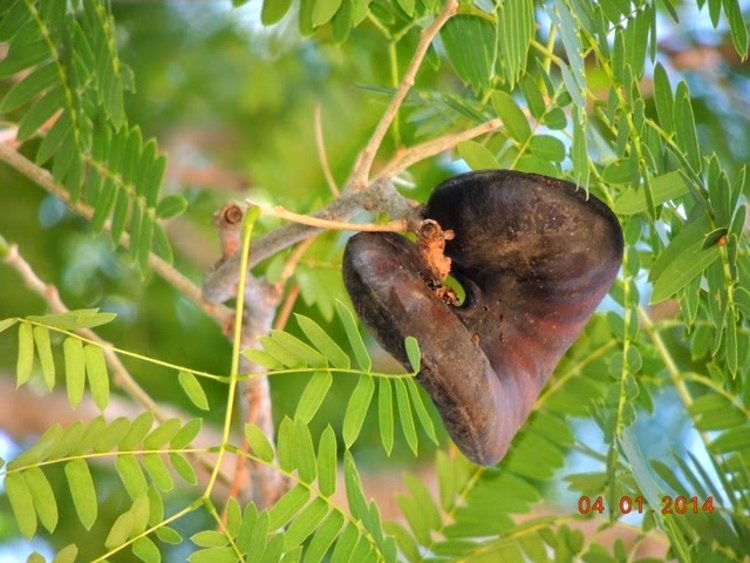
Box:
[343,170,623,465]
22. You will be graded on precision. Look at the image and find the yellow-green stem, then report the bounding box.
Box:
[204,206,260,499]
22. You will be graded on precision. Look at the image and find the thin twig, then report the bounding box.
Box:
[314,103,339,197]
[0,142,232,327]
[349,0,459,190]
[273,284,301,332]
[247,200,410,232]
[376,118,503,181]
[278,237,317,289]
[3,243,164,416]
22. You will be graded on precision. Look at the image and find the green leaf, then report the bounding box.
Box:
[457,140,498,171]
[84,344,109,411]
[156,526,182,544]
[343,452,368,522]
[653,63,674,133]
[17,87,64,142]
[404,337,420,372]
[27,310,117,330]
[673,82,700,172]
[277,416,296,472]
[296,370,332,423]
[170,453,198,485]
[723,0,748,58]
[271,329,328,367]
[65,459,97,530]
[170,418,202,448]
[441,15,496,93]
[121,412,155,450]
[5,472,36,539]
[0,318,18,333]
[242,349,283,369]
[305,510,345,563]
[105,511,135,549]
[178,370,209,410]
[614,171,690,214]
[497,0,535,86]
[313,0,343,26]
[492,91,532,143]
[284,497,329,549]
[396,0,415,16]
[295,314,350,370]
[294,417,317,483]
[406,379,438,445]
[329,524,358,563]
[335,300,371,372]
[143,453,174,491]
[529,135,566,162]
[17,322,34,387]
[317,425,337,497]
[343,375,375,448]
[245,423,275,463]
[63,337,86,409]
[155,194,188,219]
[378,378,394,455]
[116,454,149,500]
[268,483,310,530]
[191,530,229,548]
[144,418,181,449]
[132,536,161,563]
[24,466,58,533]
[51,545,78,563]
[261,0,293,25]
[650,211,711,282]
[187,548,237,563]
[0,62,58,112]
[395,379,418,455]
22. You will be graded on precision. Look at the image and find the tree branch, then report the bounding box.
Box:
[348,0,459,191]
[0,141,233,328]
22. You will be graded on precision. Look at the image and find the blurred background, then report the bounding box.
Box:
[2,1,750,560]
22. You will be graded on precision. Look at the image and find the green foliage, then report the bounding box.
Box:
[2,0,750,562]
[0,0,184,272]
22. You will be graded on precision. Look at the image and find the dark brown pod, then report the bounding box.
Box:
[343,170,623,465]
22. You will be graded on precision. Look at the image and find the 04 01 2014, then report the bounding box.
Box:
[577,495,716,515]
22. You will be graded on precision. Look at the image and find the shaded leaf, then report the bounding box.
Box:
[492,91,532,143]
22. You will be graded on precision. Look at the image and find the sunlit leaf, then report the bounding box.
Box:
[5,472,36,539]
[343,375,375,448]
[84,344,109,411]
[245,423,275,463]
[296,370,332,423]
[16,322,34,387]
[335,300,371,372]
[178,370,209,411]
[63,337,86,409]
[24,466,58,533]
[457,140,498,171]
[65,459,97,530]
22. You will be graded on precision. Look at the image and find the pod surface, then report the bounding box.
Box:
[343,170,623,465]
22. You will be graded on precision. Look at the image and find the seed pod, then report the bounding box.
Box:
[343,170,623,465]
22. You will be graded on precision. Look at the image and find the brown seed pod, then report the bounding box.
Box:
[343,170,623,465]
